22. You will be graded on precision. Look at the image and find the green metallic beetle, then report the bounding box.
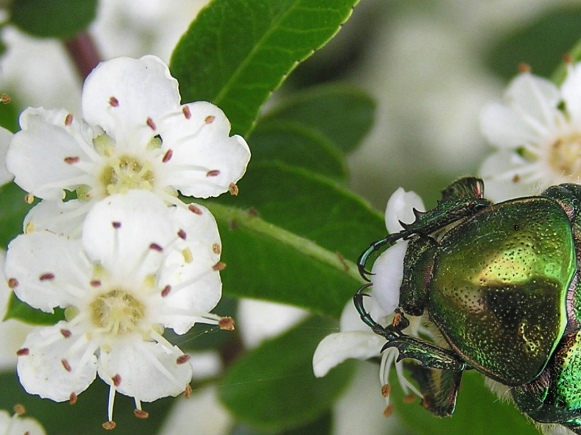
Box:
[354,177,581,433]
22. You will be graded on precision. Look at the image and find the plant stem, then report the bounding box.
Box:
[64,32,101,81]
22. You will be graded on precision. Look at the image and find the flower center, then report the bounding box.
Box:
[100,155,155,195]
[549,133,581,178]
[90,289,146,336]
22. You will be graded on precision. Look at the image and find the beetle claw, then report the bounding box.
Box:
[357,233,408,281]
[357,265,374,281]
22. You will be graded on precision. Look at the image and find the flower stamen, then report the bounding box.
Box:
[61,359,72,372]
[90,290,146,336]
[188,204,203,215]
[64,156,80,164]
[39,273,55,281]
[549,133,581,178]
[100,155,156,195]
[176,354,190,365]
[162,149,173,163]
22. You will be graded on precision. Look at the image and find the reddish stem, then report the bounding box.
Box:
[64,32,101,81]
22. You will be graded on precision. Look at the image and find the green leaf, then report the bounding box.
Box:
[232,411,332,435]
[209,162,385,262]
[4,292,64,325]
[0,182,33,249]
[487,7,581,80]
[249,121,347,180]
[0,370,172,434]
[206,201,362,317]
[259,83,376,153]
[219,316,355,431]
[9,0,99,38]
[170,0,360,136]
[0,98,19,133]
[198,162,388,316]
[0,37,6,58]
[392,371,538,435]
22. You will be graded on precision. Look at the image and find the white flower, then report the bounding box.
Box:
[0,249,34,371]
[6,55,250,235]
[0,126,14,187]
[158,386,232,435]
[479,62,581,201]
[0,406,46,435]
[313,188,429,415]
[5,190,230,428]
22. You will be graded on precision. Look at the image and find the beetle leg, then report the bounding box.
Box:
[354,285,467,371]
[354,286,414,343]
[406,362,463,417]
[357,232,408,281]
[384,335,467,371]
[353,284,402,340]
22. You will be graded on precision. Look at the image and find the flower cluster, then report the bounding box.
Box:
[480,60,581,201]
[313,188,432,416]
[0,404,45,435]
[3,55,250,429]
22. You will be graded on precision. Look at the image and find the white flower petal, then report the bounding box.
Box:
[82,56,180,139]
[504,73,560,129]
[160,102,250,198]
[384,187,425,233]
[23,199,90,237]
[313,331,384,378]
[339,292,387,333]
[370,241,408,315]
[0,250,34,370]
[82,191,176,282]
[334,362,398,435]
[5,233,90,312]
[0,409,46,435]
[17,323,97,402]
[160,271,221,334]
[98,340,192,402]
[7,108,94,200]
[562,63,581,122]
[158,204,222,333]
[480,103,544,150]
[479,151,543,200]
[0,126,14,186]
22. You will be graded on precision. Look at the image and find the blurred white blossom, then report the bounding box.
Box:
[0,126,13,187]
[158,386,232,435]
[93,0,208,62]
[480,62,581,200]
[0,407,45,435]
